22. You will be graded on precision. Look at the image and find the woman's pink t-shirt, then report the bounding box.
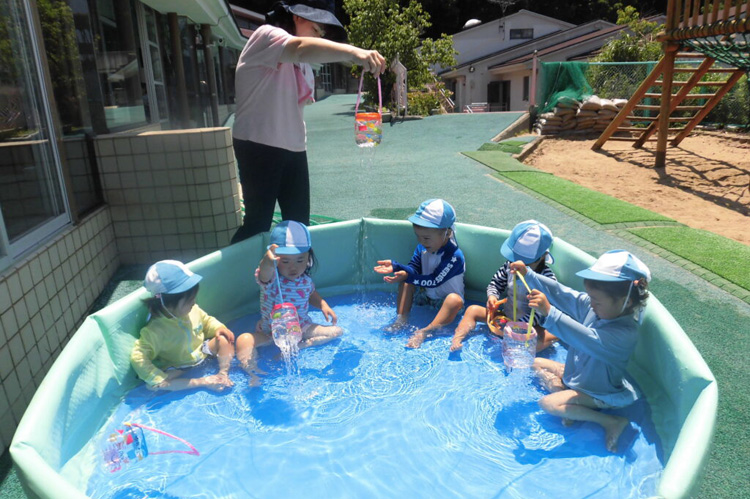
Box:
[233,25,315,152]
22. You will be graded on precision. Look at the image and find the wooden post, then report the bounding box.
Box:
[168,13,190,128]
[655,44,678,168]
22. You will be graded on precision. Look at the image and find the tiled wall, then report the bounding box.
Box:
[95,127,242,264]
[0,207,118,453]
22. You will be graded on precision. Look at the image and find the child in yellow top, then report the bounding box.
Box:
[130,260,235,392]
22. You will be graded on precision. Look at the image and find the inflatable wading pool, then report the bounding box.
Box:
[10,219,716,498]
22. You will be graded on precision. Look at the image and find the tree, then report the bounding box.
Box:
[593,6,662,63]
[344,0,456,111]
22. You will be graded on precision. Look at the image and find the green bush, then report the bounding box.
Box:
[407,90,441,116]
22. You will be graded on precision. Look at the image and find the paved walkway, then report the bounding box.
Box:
[304,95,749,497]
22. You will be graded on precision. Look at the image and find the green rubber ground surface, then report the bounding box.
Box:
[4,94,748,498]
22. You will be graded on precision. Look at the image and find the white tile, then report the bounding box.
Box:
[6,273,22,303]
[0,281,10,315]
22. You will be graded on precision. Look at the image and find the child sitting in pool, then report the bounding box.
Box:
[510,249,651,453]
[236,221,342,385]
[131,260,236,392]
[374,199,465,348]
[450,220,558,352]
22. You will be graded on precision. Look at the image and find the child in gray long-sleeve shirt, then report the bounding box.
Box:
[509,249,651,453]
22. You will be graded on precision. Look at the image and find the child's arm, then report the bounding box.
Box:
[392,246,464,289]
[509,262,589,322]
[374,260,409,283]
[486,264,508,309]
[196,306,235,344]
[130,333,168,386]
[309,290,337,324]
[257,245,280,284]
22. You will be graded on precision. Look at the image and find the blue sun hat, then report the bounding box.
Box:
[144,260,202,296]
[408,199,456,229]
[576,250,651,283]
[501,220,555,265]
[269,220,312,255]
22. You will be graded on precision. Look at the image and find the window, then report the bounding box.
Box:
[523,76,530,101]
[93,0,148,130]
[509,28,533,39]
[0,0,70,265]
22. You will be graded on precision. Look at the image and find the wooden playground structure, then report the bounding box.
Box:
[593,0,750,167]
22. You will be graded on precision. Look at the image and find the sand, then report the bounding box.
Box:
[523,132,750,245]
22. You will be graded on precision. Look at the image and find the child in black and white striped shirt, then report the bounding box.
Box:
[451,220,559,352]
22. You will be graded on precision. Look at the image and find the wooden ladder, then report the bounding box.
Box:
[591,48,745,165]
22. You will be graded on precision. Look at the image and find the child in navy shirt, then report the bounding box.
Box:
[374,199,465,348]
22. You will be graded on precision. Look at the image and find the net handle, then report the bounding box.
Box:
[354,73,382,115]
[513,270,536,341]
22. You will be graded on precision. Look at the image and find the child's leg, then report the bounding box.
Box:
[207,335,235,378]
[299,324,343,349]
[385,282,415,331]
[407,293,464,349]
[538,389,630,453]
[236,331,272,386]
[450,304,487,351]
[532,357,566,392]
[534,325,559,352]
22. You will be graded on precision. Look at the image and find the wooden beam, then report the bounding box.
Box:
[634,56,715,147]
[670,70,745,145]
[591,58,667,150]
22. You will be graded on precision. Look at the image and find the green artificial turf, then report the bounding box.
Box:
[629,226,750,291]
[462,151,544,173]
[496,171,675,225]
[478,140,525,154]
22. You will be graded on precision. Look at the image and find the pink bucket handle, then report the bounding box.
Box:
[355,73,382,115]
[127,422,200,456]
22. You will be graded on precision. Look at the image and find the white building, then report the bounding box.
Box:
[438,10,622,112]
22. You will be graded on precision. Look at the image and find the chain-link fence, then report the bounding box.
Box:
[538,61,750,128]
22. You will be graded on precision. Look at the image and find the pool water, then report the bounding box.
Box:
[75,292,663,498]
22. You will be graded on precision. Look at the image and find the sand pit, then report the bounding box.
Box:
[523,132,750,245]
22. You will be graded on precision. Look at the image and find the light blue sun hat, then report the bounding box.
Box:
[144,260,202,296]
[501,220,554,265]
[269,220,312,255]
[408,199,456,229]
[576,250,651,283]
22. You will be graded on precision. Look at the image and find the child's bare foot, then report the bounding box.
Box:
[384,316,408,332]
[247,372,262,387]
[406,330,429,349]
[450,337,463,352]
[603,416,630,452]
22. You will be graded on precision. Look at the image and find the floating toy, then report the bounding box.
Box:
[354,74,382,147]
[102,422,198,473]
[486,298,510,335]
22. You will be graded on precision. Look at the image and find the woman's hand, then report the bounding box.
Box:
[528,289,551,316]
[353,48,387,77]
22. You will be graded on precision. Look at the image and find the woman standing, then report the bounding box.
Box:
[231,0,386,244]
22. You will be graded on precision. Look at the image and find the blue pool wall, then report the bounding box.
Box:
[10,218,716,498]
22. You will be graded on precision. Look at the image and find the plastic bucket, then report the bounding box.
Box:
[355,112,382,147]
[271,302,302,347]
[502,321,537,369]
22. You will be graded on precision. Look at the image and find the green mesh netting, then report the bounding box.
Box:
[683,35,750,70]
[537,61,593,113]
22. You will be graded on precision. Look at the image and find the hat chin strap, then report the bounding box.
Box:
[160,294,178,320]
